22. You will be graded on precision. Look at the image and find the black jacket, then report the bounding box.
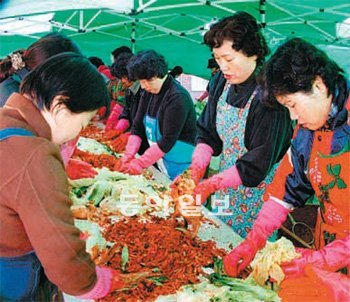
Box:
[197,71,293,187]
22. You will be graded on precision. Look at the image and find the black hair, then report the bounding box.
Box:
[111,46,132,62]
[207,58,219,69]
[24,33,81,70]
[204,11,269,66]
[20,52,110,117]
[259,38,345,107]
[88,56,105,68]
[169,65,183,78]
[110,52,133,79]
[0,33,81,76]
[127,50,168,80]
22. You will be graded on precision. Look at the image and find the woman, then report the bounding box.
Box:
[119,50,197,180]
[181,12,293,237]
[0,53,125,300]
[223,38,349,285]
[104,52,149,155]
[0,33,95,180]
[0,33,81,107]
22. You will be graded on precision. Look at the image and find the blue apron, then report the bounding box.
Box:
[143,114,194,180]
[0,127,43,301]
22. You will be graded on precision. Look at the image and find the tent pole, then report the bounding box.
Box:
[131,21,136,53]
[259,0,266,28]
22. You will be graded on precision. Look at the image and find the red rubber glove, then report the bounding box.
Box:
[109,132,131,153]
[105,104,124,130]
[193,165,242,204]
[188,143,214,184]
[66,159,98,180]
[76,266,125,299]
[281,235,350,278]
[223,198,291,277]
[123,144,165,175]
[60,137,79,166]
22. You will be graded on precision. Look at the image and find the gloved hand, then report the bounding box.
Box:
[188,143,214,185]
[60,137,79,166]
[114,118,130,133]
[279,265,350,302]
[66,159,98,180]
[76,266,125,299]
[223,198,291,277]
[109,132,131,153]
[193,165,242,204]
[310,266,350,302]
[105,104,124,131]
[113,135,142,171]
[281,236,350,278]
[123,144,165,175]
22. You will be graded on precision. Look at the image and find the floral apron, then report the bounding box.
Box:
[214,86,279,238]
[310,98,350,251]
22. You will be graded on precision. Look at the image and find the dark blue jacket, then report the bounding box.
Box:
[0,68,29,107]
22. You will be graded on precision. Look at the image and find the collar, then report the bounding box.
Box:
[4,93,52,140]
[158,75,171,96]
[129,81,140,95]
[227,72,257,106]
[326,79,349,130]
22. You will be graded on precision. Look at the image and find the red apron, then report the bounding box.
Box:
[309,98,350,250]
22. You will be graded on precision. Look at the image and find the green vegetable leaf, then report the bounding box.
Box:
[213,257,224,276]
[147,276,168,286]
[121,245,129,272]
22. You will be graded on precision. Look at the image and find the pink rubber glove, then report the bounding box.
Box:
[76,266,124,299]
[123,144,165,175]
[60,137,79,167]
[223,198,291,277]
[123,135,141,160]
[115,135,142,171]
[279,265,350,302]
[105,104,124,130]
[193,165,242,204]
[189,143,214,184]
[66,159,98,180]
[310,266,350,302]
[282,236,350,278]
[114,118,130,133]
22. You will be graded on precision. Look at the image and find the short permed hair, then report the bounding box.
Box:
[259,38,345,107]
[110,52,133,79]
[127,50,168,81]
[111,46,132,62]
[204,11,269,67]
[20,52,110,116]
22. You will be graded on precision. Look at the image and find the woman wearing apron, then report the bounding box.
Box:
[118,50,197,180]
[178,12,293,238]
[0,53,125,301]
[223,38,349,293]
